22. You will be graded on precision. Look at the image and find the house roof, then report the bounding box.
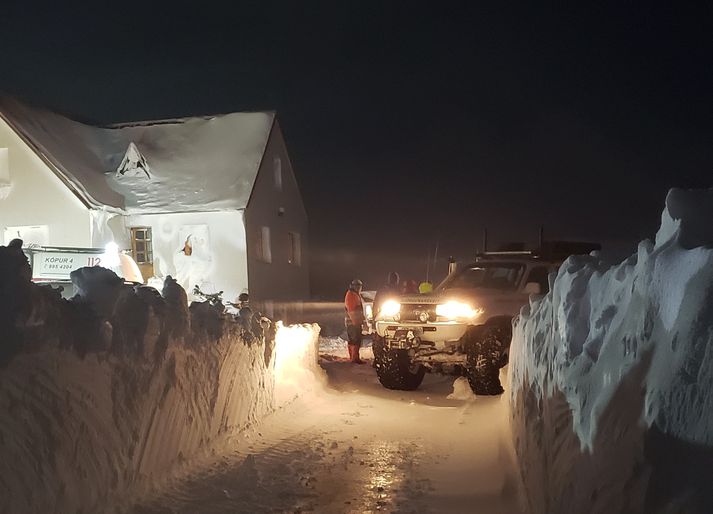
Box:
[0,96,275,214]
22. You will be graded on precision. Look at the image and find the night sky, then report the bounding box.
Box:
[2,2,712,298]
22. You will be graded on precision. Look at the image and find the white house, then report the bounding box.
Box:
[0,96,309,308]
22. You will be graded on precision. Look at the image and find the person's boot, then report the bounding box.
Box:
[352,345,365,365]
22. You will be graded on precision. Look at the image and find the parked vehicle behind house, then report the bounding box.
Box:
[24,244,143,298]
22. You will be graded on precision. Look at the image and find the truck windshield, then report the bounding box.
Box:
[439,263,525,291]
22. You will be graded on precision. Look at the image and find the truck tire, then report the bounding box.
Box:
[463,318,512,395]
[374,347,426,391]
[486,315,513,369]
[372,335,386,363]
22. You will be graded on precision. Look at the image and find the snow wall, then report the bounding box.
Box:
[510,188,713,514]
[0,246,320,514]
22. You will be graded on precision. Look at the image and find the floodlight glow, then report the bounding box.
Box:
[436,301,481,320]
[273,322,325,404]
[101,241,121,268]
[380,300,401,317]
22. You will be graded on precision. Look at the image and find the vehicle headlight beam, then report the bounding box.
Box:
[436,301,482,320]
[380,299,401,318]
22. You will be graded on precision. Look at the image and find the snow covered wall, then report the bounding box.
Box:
[510,188,713,514]
[0,245,320,514]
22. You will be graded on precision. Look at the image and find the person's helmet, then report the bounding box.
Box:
[418,281,433,294]
[350,278,363,289]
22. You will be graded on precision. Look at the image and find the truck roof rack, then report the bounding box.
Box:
[476,250,537,259]
[475,241,601,262]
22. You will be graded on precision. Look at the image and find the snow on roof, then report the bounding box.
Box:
[0,96,275,214]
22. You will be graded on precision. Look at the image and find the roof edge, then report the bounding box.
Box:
[244,114,278,211]
[125,207,246,217]
[106,110,276,129]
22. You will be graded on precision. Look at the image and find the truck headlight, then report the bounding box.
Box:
[436,301,481,320]
[380,300,401,317]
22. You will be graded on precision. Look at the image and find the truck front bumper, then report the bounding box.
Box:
[375,320,468,349]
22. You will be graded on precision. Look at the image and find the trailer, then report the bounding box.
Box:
[24,244,143,297]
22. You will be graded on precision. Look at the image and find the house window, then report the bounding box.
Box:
[257,226,272,263]
[0,148,9,186]
[130,227,153,264]
[287,232,301,266]
[273,156,282,191]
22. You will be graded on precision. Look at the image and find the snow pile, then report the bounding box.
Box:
[509,188,713,514]
[447,376,478,401]
[0,95,274,213]
[0,244,322,514]
[71,264,124,318]
[1,331,275,514]
[274,322,324,404]
[318,335,375,361]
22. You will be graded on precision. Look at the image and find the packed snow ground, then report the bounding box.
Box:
[130,336,524,513]
[318,334,375,361]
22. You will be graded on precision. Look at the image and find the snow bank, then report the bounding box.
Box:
[0,243,321,514]
[318,335,375,361]
[274,322,324,404]
[447,376,478,401]
[510,188,713,514]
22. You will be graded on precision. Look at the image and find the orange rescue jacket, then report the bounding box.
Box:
[344,290,364,326]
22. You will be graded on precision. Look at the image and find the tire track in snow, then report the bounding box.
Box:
[129,359,524,513]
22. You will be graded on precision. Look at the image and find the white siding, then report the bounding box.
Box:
[125,210,249,303]
[0,148,9,186]
[0,116,92,247]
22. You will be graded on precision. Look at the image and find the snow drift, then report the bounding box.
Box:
[0,243,320,514]
[274,322,325,405]
[510,188,713,514]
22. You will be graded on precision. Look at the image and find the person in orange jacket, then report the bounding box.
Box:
[344,278,366,364]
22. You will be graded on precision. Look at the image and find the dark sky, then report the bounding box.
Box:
[2,2,712,297]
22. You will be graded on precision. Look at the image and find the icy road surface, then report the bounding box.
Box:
[131,338,524,513]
